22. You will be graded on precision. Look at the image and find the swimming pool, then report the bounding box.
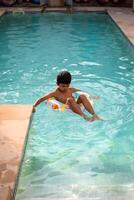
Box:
[0,12,134,200]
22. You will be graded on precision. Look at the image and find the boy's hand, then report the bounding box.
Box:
[32,106,36,113]
[92,95,100,100]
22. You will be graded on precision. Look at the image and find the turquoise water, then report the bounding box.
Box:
[0,12,134,200]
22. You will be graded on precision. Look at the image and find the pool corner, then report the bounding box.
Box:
[107,7,134,46]
[0,9,6,17]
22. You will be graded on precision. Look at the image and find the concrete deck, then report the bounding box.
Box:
[0,105,33,200]
[0,9,5,16]
[108,7,134,45]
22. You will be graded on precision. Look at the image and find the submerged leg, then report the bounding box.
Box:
[77,94,101,120]
[66,97,95,122]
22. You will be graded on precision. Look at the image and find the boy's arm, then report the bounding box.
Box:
[33,92,54,108]
[70,88,80,93]
[71,88,100,99]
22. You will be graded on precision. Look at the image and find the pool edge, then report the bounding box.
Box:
[0,9,6,17]
[0,104,33,200]
[107,7,134,46]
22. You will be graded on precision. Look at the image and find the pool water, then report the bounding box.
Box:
[0,12,134,200]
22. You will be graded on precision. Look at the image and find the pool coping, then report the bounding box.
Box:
[107,7,134,46]
[0,6,134,200]
[0,8,5,16]
[0,105,33,200]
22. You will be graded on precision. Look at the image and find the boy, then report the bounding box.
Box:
[33,71,100,122]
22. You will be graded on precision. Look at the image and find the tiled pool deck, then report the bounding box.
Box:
[0,6,134,200]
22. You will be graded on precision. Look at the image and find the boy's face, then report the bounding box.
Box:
[58,83,69,92]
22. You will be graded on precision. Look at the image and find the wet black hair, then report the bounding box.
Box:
[57,71,72,85]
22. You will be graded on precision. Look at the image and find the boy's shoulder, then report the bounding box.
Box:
[69,87,77,93]
[54,88,60,95]
[47,89,57,97]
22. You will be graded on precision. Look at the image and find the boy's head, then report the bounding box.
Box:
[57,71,71,92]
